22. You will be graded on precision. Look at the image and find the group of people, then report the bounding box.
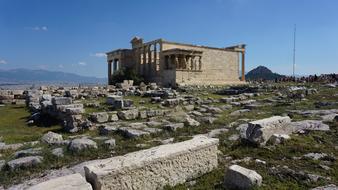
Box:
[275,73,338,83]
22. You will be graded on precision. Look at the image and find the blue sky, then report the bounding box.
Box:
[0,0,337,78]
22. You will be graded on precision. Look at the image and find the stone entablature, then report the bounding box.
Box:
[106,37,246,86]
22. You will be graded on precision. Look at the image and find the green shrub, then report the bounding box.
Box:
[111,67,143,85]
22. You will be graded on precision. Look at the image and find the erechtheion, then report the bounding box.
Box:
[107,37,246,86]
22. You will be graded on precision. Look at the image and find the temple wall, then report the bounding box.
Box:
[161,42,241,85]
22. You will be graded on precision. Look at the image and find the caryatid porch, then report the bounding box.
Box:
[162,48,203,71]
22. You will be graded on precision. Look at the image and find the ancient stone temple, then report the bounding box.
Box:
[107,37,246,86]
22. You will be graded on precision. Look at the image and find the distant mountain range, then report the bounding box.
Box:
[245,66,285,80]
[0,69,106,84]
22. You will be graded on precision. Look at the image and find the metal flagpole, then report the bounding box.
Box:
[293,24,296,77]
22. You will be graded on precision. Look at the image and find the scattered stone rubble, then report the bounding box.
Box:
[68,138,98,152]
[27,173,92,190]
[0,89,25,104]
[7,156,43,171]
[269,165,330,183]
[224,165,262,189]
[41,131,63,145]
[311,184,338,190]
[1,81,338,189]
[242,115,332,146]
[19,82,180,134]
[244,116,292,146]
[14,148,42,158]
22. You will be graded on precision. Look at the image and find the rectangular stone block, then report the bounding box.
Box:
[106,95,122,105]
[52,97,72,105]
[117,109,139,120]
[66,107,85,115]
[56,104,84,112]
[224,165,262,189]
[65,90,79,98]
[118,127,150,138]
[163,123,184,131]
[90,112,109,123]
[246,116,292,145]
[84,135,219,190]
[27,173,92,190]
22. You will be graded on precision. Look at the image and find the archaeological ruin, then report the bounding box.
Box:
[107,37,246,86]
[1,76,338,190]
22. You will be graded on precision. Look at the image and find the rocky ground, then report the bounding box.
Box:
[0,81,338,190]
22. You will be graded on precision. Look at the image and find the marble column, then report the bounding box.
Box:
[108,60,112,85]
[154,44,158,71]
[112,60,115,74]
[148,45,152,76]
[115,59,119,71]
[143,47,147,75]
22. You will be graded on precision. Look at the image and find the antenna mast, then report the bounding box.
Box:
[293,24,296,77]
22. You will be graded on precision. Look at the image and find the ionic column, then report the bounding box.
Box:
[154,44,158,72]
[154,44,157,62]
[148,45,152,75]
[108,60,112,84]
[112,60,115,74]
[143,47,147,75]
[136,48,140,74]
[148,45,152,63]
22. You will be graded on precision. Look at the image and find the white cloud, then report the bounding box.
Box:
[90,52,107,58]
[37,64,48,69]
[26,26,48,31]
[0,59,7,64]
[78,62,87,66]
[58,64,64,68]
